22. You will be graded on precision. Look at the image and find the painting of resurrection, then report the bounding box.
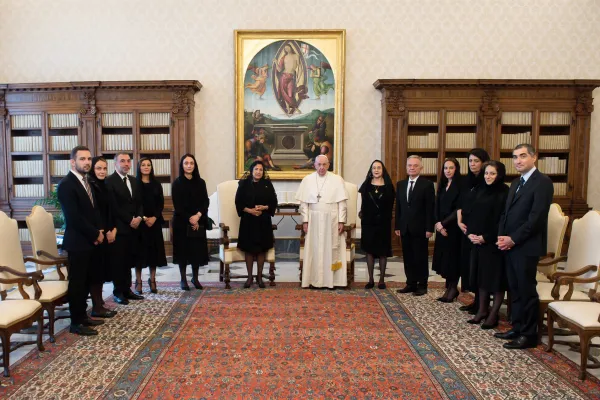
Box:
[235,30,345,179]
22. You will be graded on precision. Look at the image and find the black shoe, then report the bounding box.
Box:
[180,280,190,291]
[148,278,158,294]
[125,290,144,300]
[82,318,104,327]
[243,279,252,289]
[378,282,386,290]
[503,335,537,349]
[397,285,417,294]
[257,279,266,289]
[481,319,499,330]
[90,310,117,318]
[459,303,475,312]
[494,330,520,340]
[191,278,203,290]
[365,282,375,289]
[70,324,98,336]
[413,287,427,296]
[134,281,143,295]
[113,295,129,305]
[467,315,487,324]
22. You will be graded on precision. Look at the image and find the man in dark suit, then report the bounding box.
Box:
[57,146,105,336]
[395,155,435,296]
[496,144,554,349]
[105,152,144,304]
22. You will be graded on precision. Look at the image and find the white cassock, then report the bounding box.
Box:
[296,171,348,288]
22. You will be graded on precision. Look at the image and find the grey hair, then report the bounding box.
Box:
[407,155,423,162]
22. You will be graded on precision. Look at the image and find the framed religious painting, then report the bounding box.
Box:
[235,30,346,179]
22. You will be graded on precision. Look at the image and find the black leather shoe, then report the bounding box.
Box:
[180,281,190,291]
[413,287,427,296]
[82,318,104,327]
[257,279,266,289]
[503,335,537,349]
[364,282,375,289]
[378,282,386,290]
[481,320,499,330]
[396,285,417,294]
[113,295,129,305]
[90,310,117,318]
[125,290,144,300]
[70,324,98,336]
[459,303,475,312]
[191,278,203,290]
[494,330,520,340]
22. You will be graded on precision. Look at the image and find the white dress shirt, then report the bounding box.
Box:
[406,175,420,201]
[116,171,132,196]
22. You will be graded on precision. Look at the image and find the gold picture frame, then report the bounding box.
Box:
[235,29,345,180]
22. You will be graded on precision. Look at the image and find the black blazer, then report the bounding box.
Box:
[395,177,435,235]
[105,171,143,236]
[57,171,102,252]
[499,169,554,257]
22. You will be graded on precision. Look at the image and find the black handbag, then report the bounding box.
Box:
[186,224,206,238]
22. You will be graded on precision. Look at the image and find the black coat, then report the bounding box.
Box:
[432,180,462,279]
[359,182,395,257]
[138,180,167,267]
[395,177,435,236]
[57,171,102,252]
[171,176,209,266]
[469,183,509,292]
[105,172,143,236]
[499,169,554,257]
[235,179,278,253]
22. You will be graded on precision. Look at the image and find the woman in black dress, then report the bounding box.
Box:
[465,161,509,329]
[134,157,168,294]
[457,148,490,313]
[235,161,278,288]
[432,158,462,302]
[88,157,117,318]
[172,154,209,291]
[358,160,395,289]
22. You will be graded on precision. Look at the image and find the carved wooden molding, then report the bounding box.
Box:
[384,89,405,116]
[576,91,594,115]
[2,80,202,93]
[373,79,600,90]
[0,90,6,118]
[172,89,191,115]
[79,90,97,118]
[480,89,500,116]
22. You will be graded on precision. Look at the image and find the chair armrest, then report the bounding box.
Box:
[23,256,62,266]
[36,250,68,263]
[0,266,44,280]
[219,223,230,248]
[272,224,278,231]
[550,264,597,281]
[538,255,567,267]
[551,274,600,300]
[0,266,43,300]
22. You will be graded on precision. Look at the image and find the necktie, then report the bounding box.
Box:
[408,180,414,203]
[123,176,132,196]
[516,177,525,193]
[82,175,94,206]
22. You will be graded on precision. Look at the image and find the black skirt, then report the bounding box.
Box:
[137,222,168,268]
[172,216,209,266]
[361,222,393,257]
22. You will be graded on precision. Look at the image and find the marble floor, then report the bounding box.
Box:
[3,253,599,381]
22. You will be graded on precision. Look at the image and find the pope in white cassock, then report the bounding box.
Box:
[295,155,348,288]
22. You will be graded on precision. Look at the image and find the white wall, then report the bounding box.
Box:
[1,0,599,205]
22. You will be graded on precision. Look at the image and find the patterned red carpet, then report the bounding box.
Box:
[1,283,599,399]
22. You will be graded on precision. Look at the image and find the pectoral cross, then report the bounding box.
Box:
[317,194,321,202]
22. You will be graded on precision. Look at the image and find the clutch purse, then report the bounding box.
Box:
[186,224,206,238]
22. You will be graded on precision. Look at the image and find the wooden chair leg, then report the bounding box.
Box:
[546,309,555,352]
[219,261,224,282]
[299,259,303,287]
[37,312,45,352]
[224,263,231,289]
[1,331,10,377]
[538,303,548,344]
[269,262,276,286]
[580,334,591,380]
[46,304,56,343]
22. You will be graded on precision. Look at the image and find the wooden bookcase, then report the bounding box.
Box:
[374,79,600,255]
[0,81,202,255]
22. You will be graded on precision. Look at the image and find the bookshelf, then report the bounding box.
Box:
[0,81,202,255]
[374,79,600,254]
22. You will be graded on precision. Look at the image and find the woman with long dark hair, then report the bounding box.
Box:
[457,148,490,313]
[432,158,462,302]
[358,160,395,289]
[134,157,167,294]
[88,156,117,318]
[466,161,509,328]
[171,154,209,291]
[235,160,278,288]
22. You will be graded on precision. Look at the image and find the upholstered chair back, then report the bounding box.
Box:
[217,180,241,240]
[344,182,358,227]
[547,203,568,257]
[0,211,27,292]
[26,205,60,270]
[566,210,600,290]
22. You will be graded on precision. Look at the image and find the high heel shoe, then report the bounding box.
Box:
[257,278,266,289]
[378,282,386,289]
[438,293,459,303]
[364,282,375,289]
[147,278,157,294]
[481,317,499,330]
[467,315,488,324]
[191,278,203,290]
[180,280,190,291]
[134,281,143,295]
[243,278,253,289]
